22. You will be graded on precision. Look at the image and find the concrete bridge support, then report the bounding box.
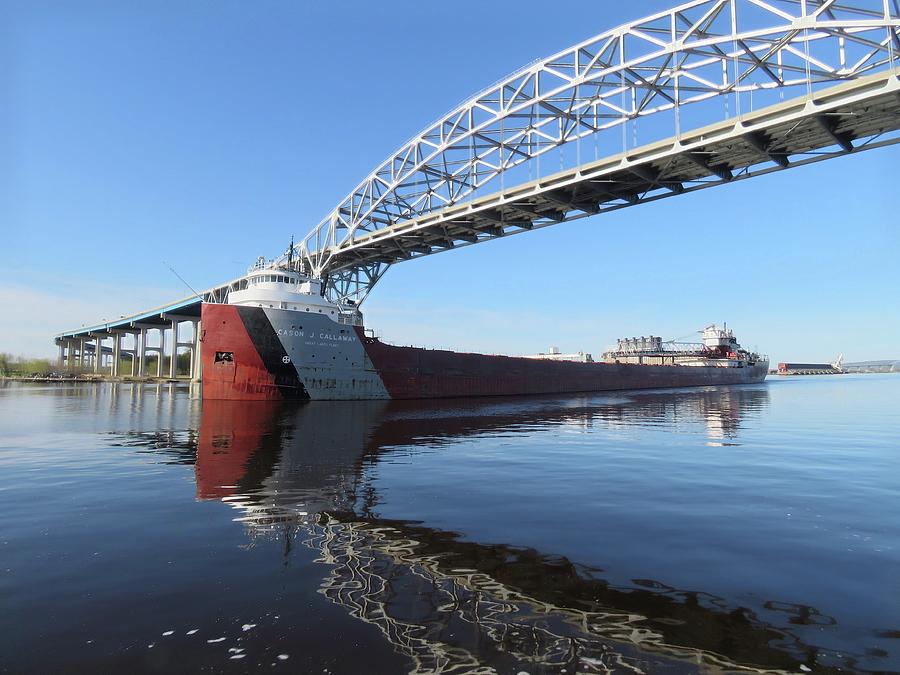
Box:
[162,315,201,380]
[90,334,103,374]
[106,330,135,377]
[182,320,199,380]
[133,324,164,377]
[124,332,138,376]
[192,320,202,382]
[137,327,147,377]
[169,319,179,379]
[112,333,121,376]
[59,308,202,381]
[67,339,78,370]
[154,328,163,378]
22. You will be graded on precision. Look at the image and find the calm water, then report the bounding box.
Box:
[1,375,898,674]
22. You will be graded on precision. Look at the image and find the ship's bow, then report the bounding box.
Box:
[200,303,309,401]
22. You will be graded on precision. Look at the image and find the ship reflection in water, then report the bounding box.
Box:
[190,386,851,674]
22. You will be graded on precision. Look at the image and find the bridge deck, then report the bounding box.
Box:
[56,291,206,340]
[57,70,899,341]
[325,70,900,273]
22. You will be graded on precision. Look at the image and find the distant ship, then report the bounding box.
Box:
[201,260,768,400]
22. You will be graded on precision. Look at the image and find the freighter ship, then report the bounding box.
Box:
[201,260,768,400]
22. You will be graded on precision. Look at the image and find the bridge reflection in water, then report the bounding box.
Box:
[186,386,854,675]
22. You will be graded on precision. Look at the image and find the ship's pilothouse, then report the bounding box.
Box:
[226,257,363,326]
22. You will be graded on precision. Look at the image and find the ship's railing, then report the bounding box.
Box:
[604,342,706,356]
[337,313,364,327]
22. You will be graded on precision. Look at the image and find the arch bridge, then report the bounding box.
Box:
[56,0,900,368]
[284,0,900,304]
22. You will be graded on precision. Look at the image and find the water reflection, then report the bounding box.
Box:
[62,384,850,672]
[195,386,771,516]
[181,387,864,674]
[9,380,898,673]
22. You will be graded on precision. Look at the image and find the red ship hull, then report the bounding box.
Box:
[362,336,769,399]
[200,304,768,401]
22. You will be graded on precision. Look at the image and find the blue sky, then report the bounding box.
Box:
[3,0,898,363]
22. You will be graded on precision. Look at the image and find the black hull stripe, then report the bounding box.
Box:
[236,307,310,400]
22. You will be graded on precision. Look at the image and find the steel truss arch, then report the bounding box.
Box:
[280,0,900,304]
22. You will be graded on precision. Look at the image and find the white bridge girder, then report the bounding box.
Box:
[325,70,900,274]
[276,0,900,304]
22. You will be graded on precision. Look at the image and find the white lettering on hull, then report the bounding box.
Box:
[263,307,391,400]
[275,328,355,344]
[318,332,354,342]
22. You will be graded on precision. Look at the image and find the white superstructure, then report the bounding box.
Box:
[227,258,363,325]
[701,324,739,350]
[522,348,594,363]
[601,324,767,369]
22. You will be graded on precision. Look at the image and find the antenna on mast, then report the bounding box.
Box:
[287,235,294,268]
[163,261,202,299]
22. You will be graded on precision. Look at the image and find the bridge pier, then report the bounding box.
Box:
[191,320,202,382]
[177,321,198,380]
[133,324,164,378]
[108,330,137,378]
[137,327,147,377]
[169,318,178,379]
[154,328,163,378]
[160,315,201,380]
[122,332,137,377]
[112,333,121,376]
[90,334,103,374]
[56,300,202,380]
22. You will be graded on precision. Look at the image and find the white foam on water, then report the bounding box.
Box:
[207,637,226,643]
[230,654,246,660]
[277,654,289,661]
[186,629,199,635]
[162,630,174,636]
[228,648,245,654]
[242,623,257,632]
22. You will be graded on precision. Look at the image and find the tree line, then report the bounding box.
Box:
[0,352,196,377]
[0,354,55,377]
